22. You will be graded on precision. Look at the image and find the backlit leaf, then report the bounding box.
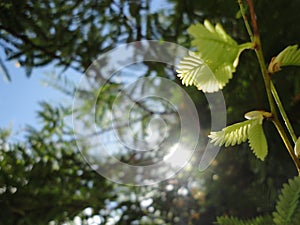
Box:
[209,120,254,147]
[176,51,224,93]
[209,112,269,160]
[177,20,252,93]
[248,122,268,161]
[268,45,300,73]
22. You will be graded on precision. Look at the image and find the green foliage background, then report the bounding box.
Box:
[0,0,299,224]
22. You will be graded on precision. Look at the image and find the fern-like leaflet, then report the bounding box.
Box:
[176,51,222,92]
[216,215,273,225]
[209,111,268,160]
[209,120,253,147]
[273,176,300,225]
[176,20,253,93]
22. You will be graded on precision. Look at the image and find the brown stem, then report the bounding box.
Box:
[246,0,259,37]
[245,0,300,174]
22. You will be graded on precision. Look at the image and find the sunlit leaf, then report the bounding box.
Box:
[176,51,224,93]
[268,45,300,73]
[209,111,269,160]
[177,20,252,93]
[209,120,254,147]
[248,122,268,161]
[188,20,252,67]
[188,20,239,62]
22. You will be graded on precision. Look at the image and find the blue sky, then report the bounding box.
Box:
[0,0,174,139]
[0,55,81,137]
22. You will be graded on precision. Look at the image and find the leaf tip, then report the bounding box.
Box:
[294,137,300,158]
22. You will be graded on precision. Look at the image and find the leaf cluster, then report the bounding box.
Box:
[209,111,268,160]
[177,20,252,93]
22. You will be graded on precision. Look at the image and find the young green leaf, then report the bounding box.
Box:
[176,20,252,92]
[209,120,253,147]
[209,111,269,160]
[188,20,239,62]
[268,45,300,73]
[176,51,227,92]
[273,176,300,225]
[248,122,268,161]
[188,20,252,66]
[244,110,264,123]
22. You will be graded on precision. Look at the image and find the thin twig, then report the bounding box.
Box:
[271,82,298,143]
[237,0,254,41]
[240,0,300,174]
[246,0,259,37]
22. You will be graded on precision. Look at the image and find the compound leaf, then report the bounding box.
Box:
[273,176,300,225]
[209,120,254,147]
[216,216,244,225]
[188,20,241,64]
[216,215,274,225]
[176,51,226,92]
[177,20,252,93]
[209,110,269,161]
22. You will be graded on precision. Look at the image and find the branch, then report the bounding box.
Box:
[0,25,80,71]
[240,0,300,174]
[246,0,259,37]
[271,82,298,143]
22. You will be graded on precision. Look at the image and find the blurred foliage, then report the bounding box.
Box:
[0,0,300,224]
[216,176,300,225]
[0,103,114,224]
